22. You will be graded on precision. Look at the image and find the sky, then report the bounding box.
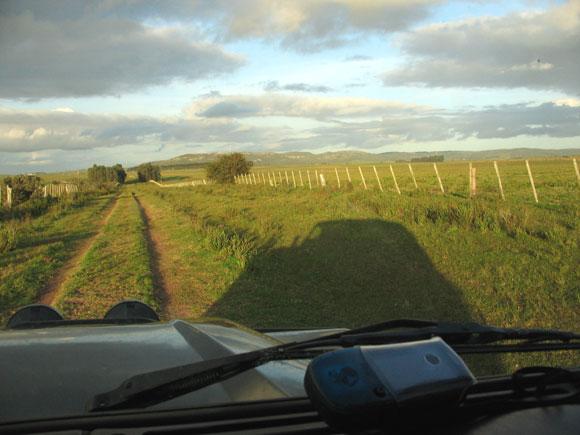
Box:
[0,0,579,173]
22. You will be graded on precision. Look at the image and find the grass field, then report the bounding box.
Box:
[1,158,578,375]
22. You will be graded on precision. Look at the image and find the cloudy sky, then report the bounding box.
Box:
[1,0,579,173]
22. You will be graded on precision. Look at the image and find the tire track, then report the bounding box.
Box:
[131,193,170,318]
[39,195,120,306]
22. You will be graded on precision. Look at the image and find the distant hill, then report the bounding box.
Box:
[145,148,580,169]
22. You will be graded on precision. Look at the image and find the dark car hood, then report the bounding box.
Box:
[0,319,325,424]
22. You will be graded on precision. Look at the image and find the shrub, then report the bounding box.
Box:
[206,153,253,184]
[87,164,127,184]
[3,175,42,206]
[136,163,162,182]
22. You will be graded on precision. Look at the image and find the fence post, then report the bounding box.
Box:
[43,185,48,197]
[284,171,289,186]
[320,173,327,187]
[262,172,266,185]
[372,166,383,192]
[335,168,341,188]
[470,167,477,197]
[433,163,445,193]
[345,167,352,183]
[493,161,505,200]
[468,163,473,197]
[358,166,367,190]
[291,170,297,187]
[390,164,401,195]
[252,173,257,184]
[307,170,312,190]
[408,164,418,189]
[573,158,580,185]
[299,170,304,187]
[6,185,12,208]
[315,170,319,186]
[525,160,538,203]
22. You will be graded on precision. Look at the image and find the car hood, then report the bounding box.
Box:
[0,319,340,424]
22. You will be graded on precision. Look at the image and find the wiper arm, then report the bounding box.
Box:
[88,320,579,412]
[288,321,579,349]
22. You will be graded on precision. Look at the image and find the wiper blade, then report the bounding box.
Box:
[288,321,579,349]
[88,320,579,412]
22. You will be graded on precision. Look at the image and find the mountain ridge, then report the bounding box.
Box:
[145,148,580,169]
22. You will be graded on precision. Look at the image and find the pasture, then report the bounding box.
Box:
[0,157,578,375]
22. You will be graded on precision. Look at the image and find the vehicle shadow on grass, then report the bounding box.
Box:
[204,219,503,375]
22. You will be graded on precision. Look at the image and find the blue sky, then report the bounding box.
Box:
[0,0,579,172]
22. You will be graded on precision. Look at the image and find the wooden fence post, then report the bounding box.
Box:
[468,162,473,198]
[307,170,312,190]
[299,170,304,187]
[408,164,418,189]
[278,171,283,186]
[390,165,401,195]
[320,173,326,187]
[284,171,289,186]
[291,170,297,188]
[262,173,266,185]
[345,167,352,183]
[573,158,580,185]
[525,160,538,203]
[252,173,257,184]
[372,166,383,192]
[315,170,319,186]
[470,167,477,197]
[335,168,341,188]
[358,166,367,190]
[493,161,505,200]
[433,163,444,193]
[6,185,12,208]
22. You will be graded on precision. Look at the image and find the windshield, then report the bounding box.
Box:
[0,0,578,426]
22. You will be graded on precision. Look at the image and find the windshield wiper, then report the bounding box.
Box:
[87,320,579,412]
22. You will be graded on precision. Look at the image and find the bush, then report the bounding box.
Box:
[3,175,42,206]
[206,153,253,184]
[136,163,162,182]
[87,164,127,184]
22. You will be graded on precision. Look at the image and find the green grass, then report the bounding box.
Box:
[54,192,159,318]
[129,161,578,373]
[0,193,116,322]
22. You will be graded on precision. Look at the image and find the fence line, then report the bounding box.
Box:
[231,158,578,204]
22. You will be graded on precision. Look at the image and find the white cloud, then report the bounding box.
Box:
[383,1,580,95]
[2,98,579,155]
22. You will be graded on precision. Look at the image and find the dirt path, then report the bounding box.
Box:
[39,195,120,305]
[130,192,214,320]
[131,193,170,318]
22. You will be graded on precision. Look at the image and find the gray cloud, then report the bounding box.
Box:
[383,1,580,95]
[190,94,426,119]
[1,0,443,53]
[0,12,242,99]
[0,107,285,152]
[263,81,333,93]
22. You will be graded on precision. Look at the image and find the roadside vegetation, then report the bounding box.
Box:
[0,192,116,322]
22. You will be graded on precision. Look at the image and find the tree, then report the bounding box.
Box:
[3,175,42,205]
[136,163,161,182]
[87,164,127,184]
[206,153,253,184]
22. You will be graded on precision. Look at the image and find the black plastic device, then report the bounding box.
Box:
[304,337,476,432]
